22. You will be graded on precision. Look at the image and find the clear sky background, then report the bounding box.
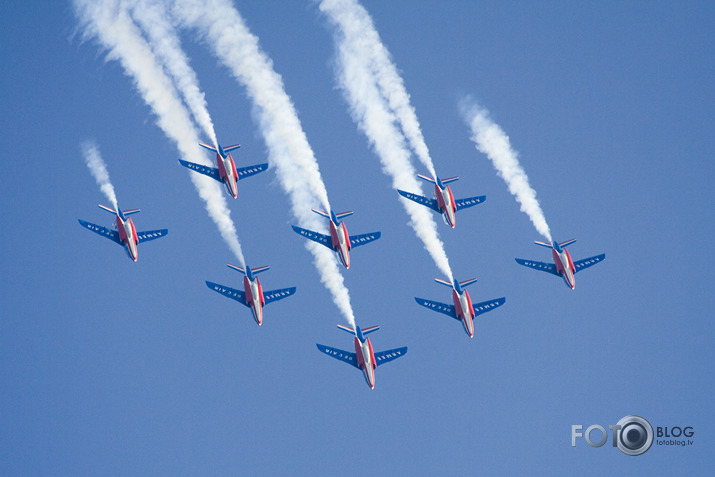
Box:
[1,1,713,475]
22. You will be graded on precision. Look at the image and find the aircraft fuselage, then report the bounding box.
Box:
[217,152,239,198]
[452,288,476,338]
[243,275,266,325]
[435,184,457,228]
[329,220,352,269]
[553,247,576,289]
[116,215,138,261]
[354,336,376,389]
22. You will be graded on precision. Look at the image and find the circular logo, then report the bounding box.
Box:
[615,415,653,456]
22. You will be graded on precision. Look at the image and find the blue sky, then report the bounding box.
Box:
[1,1,713,475]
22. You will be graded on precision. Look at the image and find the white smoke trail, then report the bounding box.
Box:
[319,0,454,282]
[319,0,437,179]
[81,140,119,211]
[173,0,356,326]
[128,0,219,148]
[461,99,552,242]
[74,0,246,267]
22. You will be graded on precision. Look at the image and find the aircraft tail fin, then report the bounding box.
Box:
[442,176,459,184]
[222,144,241,152]
[249,266,270,275]
[434,278,453,288]
[534,240,553,248]
[98,204,116,214]
[335,211,353,220]
[459,278,478,288]
[559,238,577,248]
[361,325,380,335]
[98,204,140,216]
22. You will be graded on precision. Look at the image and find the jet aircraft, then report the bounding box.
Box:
[78,204,168,262]
[515,239,605,289]
[397,174,485,228]
[291,209,381,269]
[179,142,268,198]
[316,324,407,389]
[415,278,505,338]
[205,264,296,325]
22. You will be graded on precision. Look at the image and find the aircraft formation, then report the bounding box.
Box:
[79,137,605,389]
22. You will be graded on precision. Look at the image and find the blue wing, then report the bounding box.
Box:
[397,190,440,213]
[472,297,506,317]
[349,231,381,248]
[573,254,606,274]
[205,281,248,307]
[179,159,221,182]
[136,229,168,244]
[263,287,297,305]
[316,344,359,369]
[515,258,559,276]
[374,347,408,367]
[455,195,486,211]
[78,219,122,245]
[291,226,332,249]
[414,297,459,320]
[236,163,268,180]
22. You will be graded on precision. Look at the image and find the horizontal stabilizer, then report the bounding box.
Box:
[374,347,408,367]
[515,258,559,276]
[292,226,332,248]
[434,278,453,288]
[311,209,330,219]
[122,208,141,217]
[198,142,218,153]
[236,163,268,180]
[335,211,354,220]
[337,324,355,335]
[559,238,577,248]
[179,159,221,182]
[316,344,359,369]
[415,297,458,320]
[417,174,436,184]
[397,190,440,213]
[263,287,296,305]
[98,204,116,214]
[222,144,241,152]
[249,265,270,275]
[349,231,381,248]
[205,281,248,306]
[441,176,459,184]
[227,264,245,274]
[459,278,478,288]
[78,220,122,245]
[472,297,506,317]
[455,195,486,211]
[573,254,605,273]
[361,325,380,335]
[534,240,553,248]
[136,229,168,244]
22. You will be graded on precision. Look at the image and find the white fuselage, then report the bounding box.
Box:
[440,187,455,227]
[248,278,263,324]
[122,218,138,261]
[359,339,375,388]
[456,291,474,337]
[555,249,575,289]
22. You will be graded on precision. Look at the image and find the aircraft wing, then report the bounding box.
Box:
[397,190,440,213]
[78,220,122,245]
[316,344,359,369]
[515,258,559,276]
[414,297,459,320]
[349,231,381,248]
[291,226,332,249]
[178,159,221,182]
[455,195,486,211]
[573,254,606,274]
[374,347,408,367]
[205,281,248,306]
[263,287,297,305]
[136,229,168,244]
[236,163,268,180]
[472,297,506,317]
